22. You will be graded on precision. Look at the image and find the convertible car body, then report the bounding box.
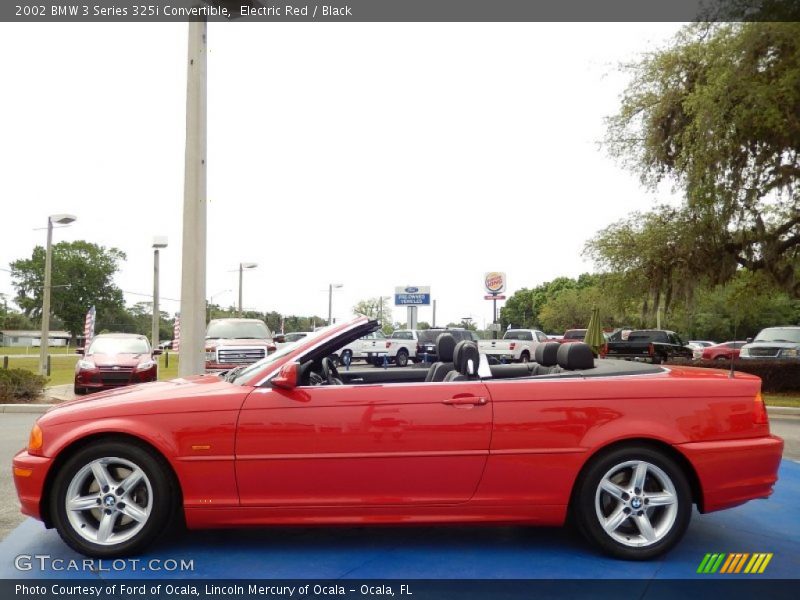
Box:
[13,317,783,560]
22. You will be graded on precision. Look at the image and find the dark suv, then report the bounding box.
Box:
[415,329,480,362]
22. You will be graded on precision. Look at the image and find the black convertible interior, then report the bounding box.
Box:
[289,322,663,388]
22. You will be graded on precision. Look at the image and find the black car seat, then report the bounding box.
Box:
[534,342,561,367]
[444,341,481,382]
[425,333,457,382]
[557,342,595,370]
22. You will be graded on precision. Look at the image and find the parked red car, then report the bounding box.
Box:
[16,317,781,561]
[700,341,747,361]
[73,333,160,395]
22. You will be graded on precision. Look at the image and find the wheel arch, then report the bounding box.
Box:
[568,437,704,515]
[39,432,184,529]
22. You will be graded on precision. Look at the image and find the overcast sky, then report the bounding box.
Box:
[0,22,684,329]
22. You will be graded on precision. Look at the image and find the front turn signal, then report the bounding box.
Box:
[28,424,43,452]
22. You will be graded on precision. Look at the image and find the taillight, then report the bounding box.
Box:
[599,344,608,358]
[754,391,768,425]
[386,341,391,348]
[416,344,421,352]
[648,343,654,356]
[509,342,516,350]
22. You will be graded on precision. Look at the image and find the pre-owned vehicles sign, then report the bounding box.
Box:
[394,286,431,305]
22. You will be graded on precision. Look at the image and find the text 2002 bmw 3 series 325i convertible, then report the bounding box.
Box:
[13,317,783,560]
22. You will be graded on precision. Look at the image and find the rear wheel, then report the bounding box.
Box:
[519,351,530,363]
[573,446,691,560]
[338,350,352,366]
[50,440,175,557]
[395,349,409,367]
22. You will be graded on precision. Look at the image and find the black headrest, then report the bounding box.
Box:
[535,342,561,367]
[557,342,594,370]
[452,340,480,376]
[436,333,456,362]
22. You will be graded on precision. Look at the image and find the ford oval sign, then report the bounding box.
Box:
[484,272,506,294]
[405,286,419,293]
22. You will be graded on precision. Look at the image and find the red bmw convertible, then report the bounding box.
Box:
[13,317,782,560]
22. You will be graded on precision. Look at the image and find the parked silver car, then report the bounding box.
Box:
[740,326,800,360]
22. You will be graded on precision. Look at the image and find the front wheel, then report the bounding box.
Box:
[573,446,692,560]
[50,440,176,557]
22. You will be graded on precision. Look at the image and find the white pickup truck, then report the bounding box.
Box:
[478,328,549,363]
[337,330,418,367]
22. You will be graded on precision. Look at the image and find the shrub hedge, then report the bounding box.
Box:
[0,369,47,403]
[668,358,800,393]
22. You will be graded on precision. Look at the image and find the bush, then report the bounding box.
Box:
[669,358,800,393]
[0,369,47,403]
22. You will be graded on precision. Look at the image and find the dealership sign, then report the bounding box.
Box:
[394,286,431,305]
[484,272,506,294]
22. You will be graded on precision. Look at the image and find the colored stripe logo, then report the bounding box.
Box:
[697,553,773,574]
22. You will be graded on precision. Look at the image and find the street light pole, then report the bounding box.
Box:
[237,262,258,317]
[328,283,343,325]
[152,237,168,349]
[38,214,76,375]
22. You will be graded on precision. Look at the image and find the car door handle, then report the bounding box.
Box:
[442,396,488,406]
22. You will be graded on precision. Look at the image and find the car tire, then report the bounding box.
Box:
[50,440,176,558]
[339,350,352,367]
[715,355,729,361]
[395,349,409,368]
[573,445,692,560]
[520,351,530,363]
[73,385,86,396]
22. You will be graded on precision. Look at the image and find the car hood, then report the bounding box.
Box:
[205,338,272,347]
[40,375,246,426]
[84,352,151,367]
[744,341,800,349]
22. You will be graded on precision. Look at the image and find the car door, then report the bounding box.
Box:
[235,379,492,507]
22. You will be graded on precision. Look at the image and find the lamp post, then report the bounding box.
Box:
[328,283,343,325]
[39,214,76,375]
[238,262,258,317]
[151,236,168,349]
[208,288,231,321]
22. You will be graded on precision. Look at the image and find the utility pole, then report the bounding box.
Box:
[178,20,207,377]
[152,237,168,349]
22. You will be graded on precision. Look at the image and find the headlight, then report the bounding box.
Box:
[28,424,43,453]
[136,360,156,371]
[779,347,799,358]
[739,348,749,356]
[205,350,216,362]
[77,359,96,370]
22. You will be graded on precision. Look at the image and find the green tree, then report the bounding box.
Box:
[352,297,393,330]
[10,241,126,338]
[606,21,800,294]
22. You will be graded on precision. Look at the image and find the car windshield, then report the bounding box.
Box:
[391,331,414,340]
[229,325,336,385]
[754,328,800,343]
[206,320,271,340]
[564,330,587,340]
[504,330,533,341]
[417,331,444,344]
[88,337,150,355]
[628,331,668,342]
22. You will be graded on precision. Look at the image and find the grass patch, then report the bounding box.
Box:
[0,345,75,356]
[763,393,800,408]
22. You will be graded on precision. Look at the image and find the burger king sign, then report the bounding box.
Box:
[484,272,506,295]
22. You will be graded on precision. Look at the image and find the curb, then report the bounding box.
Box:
[0,404,53,414]
[767,406,800,417]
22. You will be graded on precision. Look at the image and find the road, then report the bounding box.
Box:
[0,411,797,541]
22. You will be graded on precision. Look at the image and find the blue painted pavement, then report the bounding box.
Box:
[1,460,797,580]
